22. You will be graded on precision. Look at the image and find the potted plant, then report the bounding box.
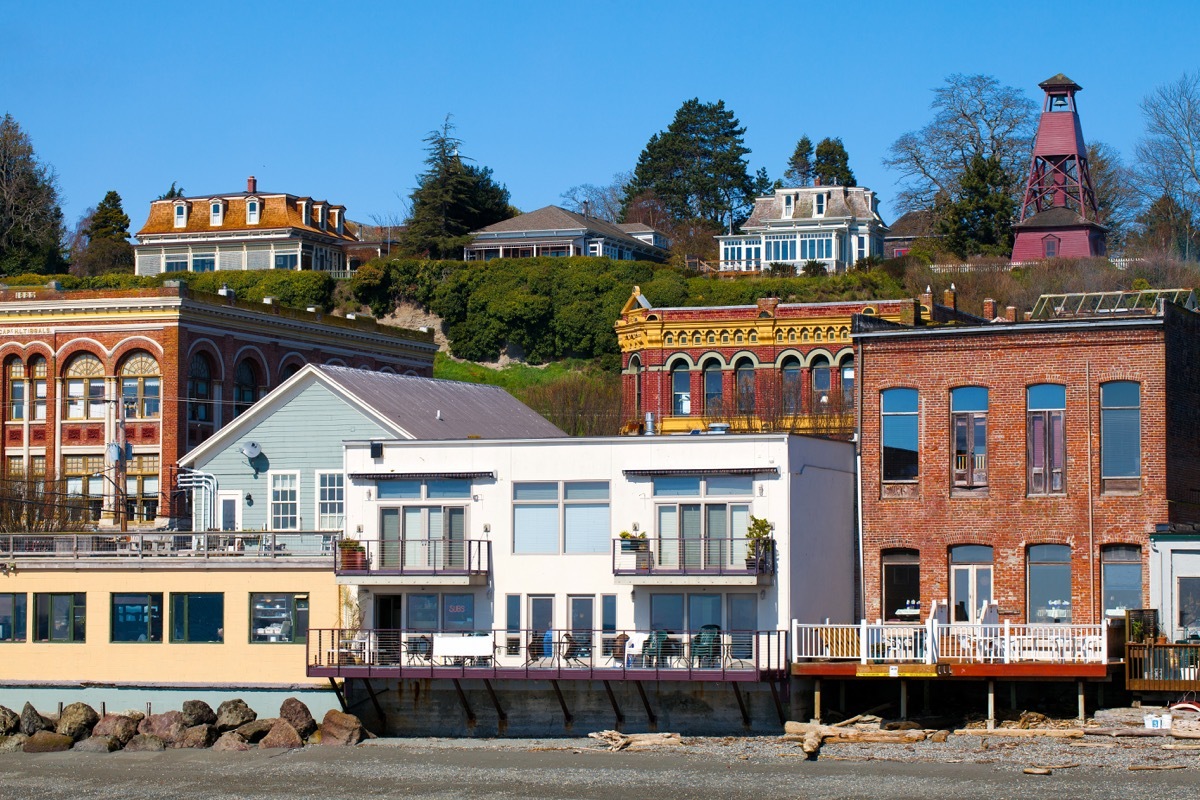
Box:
[338,537,368,571]
[745,516,773,572]
[619,529,648,552]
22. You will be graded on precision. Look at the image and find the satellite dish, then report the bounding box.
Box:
[240,441,262,460]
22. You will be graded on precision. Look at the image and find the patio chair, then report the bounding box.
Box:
[562,632,591,667]
[405,634,432,665]
[691,625,722,668]
[643,630,669,667]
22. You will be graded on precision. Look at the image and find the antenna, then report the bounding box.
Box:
[240,441,261,460]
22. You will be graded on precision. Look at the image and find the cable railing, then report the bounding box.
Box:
[334,539,490,576]
[0,531,335,559]
[611,536,774,577]
[307,627,789,680]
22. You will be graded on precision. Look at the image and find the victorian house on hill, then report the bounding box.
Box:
[134,177,359,277]
[463,206,670,263]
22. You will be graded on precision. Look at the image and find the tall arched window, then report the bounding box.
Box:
[281,362,302,380]
[629,355,642,415]
[29,357,46,422]
[187,354,213,423]
[6,358,24,421]
[735,360,755,414]
[810,355,831,411]
[951,386,988,490]
[670,362,691,415]
[120,352,160,419]
[950,544,994,623]
[702,361,723,415]
[840,357,855,408]
[1027,384,1065,495]
[780,358,802,414]
[233,359,260,417]
[1100,381,1140,492]
[64,353,105,420]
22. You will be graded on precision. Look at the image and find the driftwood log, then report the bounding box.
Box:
[587,731,683,751]
[953,728,1084,739]
[782,721,928,756]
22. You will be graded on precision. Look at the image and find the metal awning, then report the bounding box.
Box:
[621,467,779,477]
[350,472,495,481]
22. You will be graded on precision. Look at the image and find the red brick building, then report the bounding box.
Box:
[854,291,1200,627]
[0,281,435,527]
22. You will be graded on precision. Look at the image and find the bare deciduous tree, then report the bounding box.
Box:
[1136,71,1200,257]
[1087,141,1140,252]
[559,172,631,223]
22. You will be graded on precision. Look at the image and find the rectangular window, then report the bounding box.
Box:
[317,472,344,530]
[0,593,26,642]
[1027,384,1066,495]
[34,593,86,642]
[1027,545,1072,624]
[270,473,299,530]
[171,593,224,643]
[274,254,298,269]
[564,481,609,554]
[111,593,163,642]
[406,594,439,631]
[814,194,825,216]
[512,481,611,555]
[1179,578,1200,631]
[881,388,918,482]
[951,386,988,490]
[506,594,521,633]
[1101,381,1141,492]
[250,593,308,643]
[32,378,46,421]
[1102,545,1141,618]
[442,593,475,632]
[247,200,260,225]
[173,204,186,227]
[125,454,160,522]
[191,255,216,272]
[63,455,105,522]
[513,482,559,554]
[602,594,617,633]
[8,375,23,421]
[165,256,188,273]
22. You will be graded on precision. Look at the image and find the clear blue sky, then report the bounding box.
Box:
[5,0,1199,234]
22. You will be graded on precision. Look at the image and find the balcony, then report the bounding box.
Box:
[0,531,334,567]
[335,539,490,585]
[307,627,789,683]
[611,536,774,585]
[1126,642,1200,691]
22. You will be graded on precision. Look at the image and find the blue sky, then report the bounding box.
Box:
[5,0,1199,234]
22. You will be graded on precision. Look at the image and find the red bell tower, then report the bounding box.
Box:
[1011,74,1106,261]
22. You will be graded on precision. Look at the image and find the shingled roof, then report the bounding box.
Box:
[137,193,356,242]
[471,205,665,252]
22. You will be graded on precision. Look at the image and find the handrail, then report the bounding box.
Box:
[0,531,336,559]
[611,536,774,576]
[335,539,491,575]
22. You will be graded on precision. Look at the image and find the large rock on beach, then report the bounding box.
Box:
[56,702,99,740]
[279,697,317,738]
[178,724,216,749]
[318,710,364,746]
[181,700,216,727]
[236,718,276,743]
[259,719,303,750]
[93,714,139,745]
[23,730,73,752]
[211,731,252,752]
[214,699,256,732]
[124,734,166,752]
[0,705,19,735]
[0,733,29,752]
[20,703,53,736]
[74,735,121,753]
[138,711,186,745]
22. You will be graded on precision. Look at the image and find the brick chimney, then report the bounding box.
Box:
[1005,306,1017,322]
[756,297,780,316]
[247,175,257,193]
[919,285,933,310]
[943,283,957,311]
[983,298,996,319]
[814,176,822,187]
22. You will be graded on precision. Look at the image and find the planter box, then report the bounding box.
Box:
[620,539,648,553]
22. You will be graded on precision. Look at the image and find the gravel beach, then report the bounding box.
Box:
[1,732,1198,800]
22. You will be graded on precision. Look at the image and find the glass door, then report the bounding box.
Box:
[379,508,402,569]
[951,565,993,623]
[728,593,757,661]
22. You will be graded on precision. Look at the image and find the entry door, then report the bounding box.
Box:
[375,595,402,629]
[728,594,758,661]
[218,491,240,532]
[951,565,993,623]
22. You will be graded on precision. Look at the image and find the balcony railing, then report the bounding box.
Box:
[611,536,774,577]
[1126,642,1200,691]
[0,531,335,560]
[307,627,789,681]
[792,619,1110,665]
[335,539,491,576]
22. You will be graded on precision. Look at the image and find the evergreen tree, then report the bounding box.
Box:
[813,138,856,186]
[935,154,1016,257]
[784,135,814,187]
[84,190,130,243]
[0,113,65,275]
[157,182,186,200]
[622,98,754,230]
[751,167,775,198]
[400,117,514,259]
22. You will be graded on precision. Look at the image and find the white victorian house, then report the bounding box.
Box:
[718,184,888,274]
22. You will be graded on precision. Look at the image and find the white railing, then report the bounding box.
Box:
[792,618,1109,665]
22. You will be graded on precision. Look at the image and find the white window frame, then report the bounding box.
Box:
[315,471,344,531]
[269,471,300,531]
[814,193,826,217]
[512,481,610,555]
[246,198,260,225]
[173,202,187,228]
[209,201,223,227]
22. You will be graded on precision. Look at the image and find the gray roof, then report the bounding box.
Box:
[317,365,567,440]
[741,186,880,229]
[1015,206,1105,230]
[471,205,667,254]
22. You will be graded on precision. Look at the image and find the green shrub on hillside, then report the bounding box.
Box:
[0,270,335,309]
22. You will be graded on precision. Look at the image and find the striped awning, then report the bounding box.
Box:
[350,471,495,481]
[621,467,778,477]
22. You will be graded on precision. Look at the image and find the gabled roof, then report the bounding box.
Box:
[470,205,668,253]
[180,364,566,467]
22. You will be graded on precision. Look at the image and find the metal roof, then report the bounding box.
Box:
[1030,289,1196,320]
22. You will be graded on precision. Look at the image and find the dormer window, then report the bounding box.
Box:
[173,202,187,228]
[209,201,224,227]
[814,193,826,217]
[783,194,794,218]
[332,208,343,234]
[300,200,311,226]
[246,199,260,225]
[314,204,326,230]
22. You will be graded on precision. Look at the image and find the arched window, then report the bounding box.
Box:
[1100,381,1140,492]
[187,354,213,423]
[281,362,302,380]
[629,355,642,415]
[702,361,723,415]
[949,545,993,623]
[670,362,691,416]
[65,353,105,420]
[811,355,831,410]
[1027,384,1066,495]
[29,356,46,422]
[882,548,920,621]
[881,388,918,481]
[233,359,261,417]
[1101,545,1141,618]
[840,357,855,407]
[6,358,24,421]
[120,352,160,419]
[781,358,802,414]
[735,360,755,414]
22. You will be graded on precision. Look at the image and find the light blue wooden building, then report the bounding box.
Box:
[178,364,565,534]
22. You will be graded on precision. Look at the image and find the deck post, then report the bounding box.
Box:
[986,680,995,730]
[922,680,931,715]
[1009,682,1017,710]
[634,681,657,730]
[860,620,868,665]
[451,678,476,725]
[813,678,822,723]
[899,679,908,720]
[1077,680,1085,721]
[1003,620,1011,664]
[601,680,623,730]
